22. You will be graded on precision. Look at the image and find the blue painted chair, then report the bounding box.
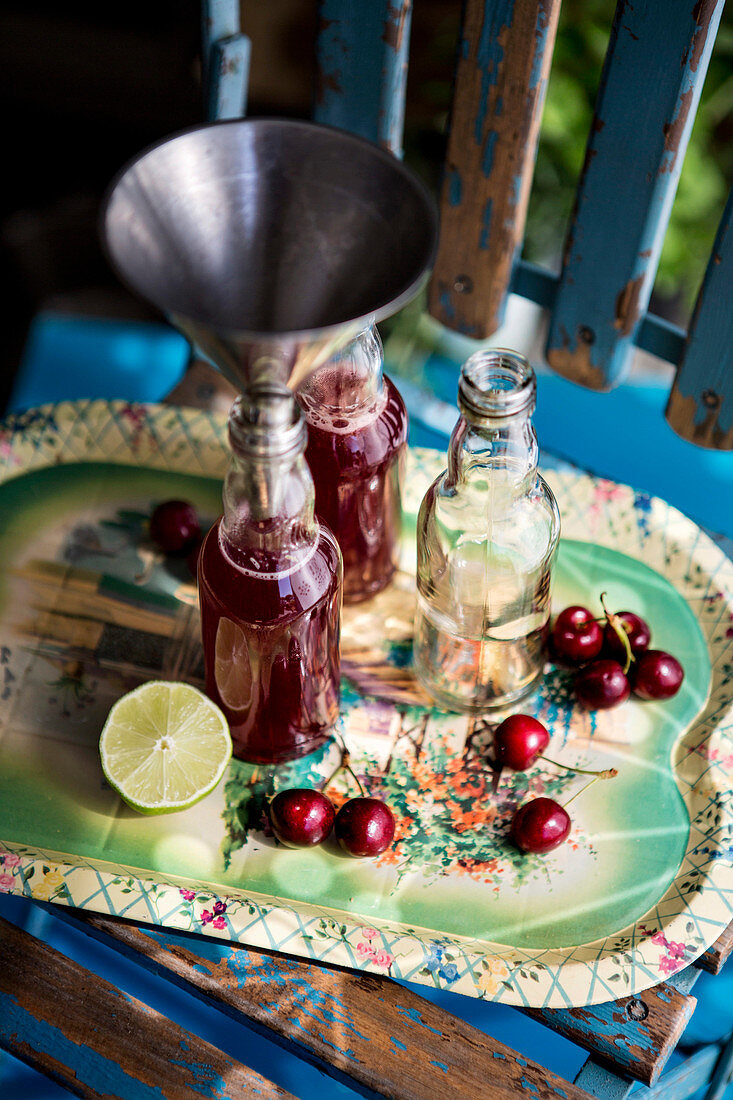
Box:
[2,1,733,1097]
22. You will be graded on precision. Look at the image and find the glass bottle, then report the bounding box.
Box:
[198,392,342,763]
[413,350,560,711]
[296,326,408,603]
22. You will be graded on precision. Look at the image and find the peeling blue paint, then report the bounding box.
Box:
[429,1060,449,1073]
[481,130,498,177]
[448,169,463,207]
[473,0,514,144]
[169,1056,231,1098]
[395,1004,443,1035]
[1,991,169,1100]
[479,198,493,250]
[492,1051,507,1059]
[520,1077,540,1094]
[494,94,503,116]
[439,288,456,323]
[517,1056,528,1066]
[390,1036,407,1051]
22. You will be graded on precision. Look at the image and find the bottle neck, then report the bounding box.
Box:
[447,349,539,496]
[221,393,318,570]
[296,325,385,424]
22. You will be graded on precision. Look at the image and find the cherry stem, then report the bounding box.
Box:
[540,755,619,780]
[323,737,367,797]
[600,591,634,674]
[559,774,611,809]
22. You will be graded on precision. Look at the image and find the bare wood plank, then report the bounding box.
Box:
[0,915,292,1100]
[545,0,724,390]
[315,0,413,155]
[666,186,733,449]
[695,919,733,975]
[76,913,591,1100]
[428,0,561,337]
[527,982,697,1087]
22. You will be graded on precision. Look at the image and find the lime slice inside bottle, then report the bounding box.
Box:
[99,681,232,814]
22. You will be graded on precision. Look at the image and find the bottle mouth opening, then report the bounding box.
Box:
[458,349,536,420]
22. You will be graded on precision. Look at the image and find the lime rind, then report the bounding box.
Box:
[99,681,232,815]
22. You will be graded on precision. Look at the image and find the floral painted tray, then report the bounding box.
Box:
[0,400,732,1009]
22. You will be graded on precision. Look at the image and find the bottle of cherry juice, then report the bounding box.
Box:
[296,326,408,603]
[198,392,342,763]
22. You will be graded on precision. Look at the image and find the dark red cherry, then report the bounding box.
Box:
[552,606,603,665]
[334,797,395,857]
[575,659,630,709]
[511,797,571,854]
[268,788,335,848]
[494,714,550,771]
[603,611,651,660]
[150,499,201,554]
[632,650,684,701]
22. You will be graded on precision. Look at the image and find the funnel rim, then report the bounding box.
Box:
[100,116,438,341]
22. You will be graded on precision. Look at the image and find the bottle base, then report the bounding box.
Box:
[415,665,546,716]
[231,728,334,766]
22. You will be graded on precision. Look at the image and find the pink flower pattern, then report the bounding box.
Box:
[0,873,14,892]
[356,928,393,969]
[652,931,693,975]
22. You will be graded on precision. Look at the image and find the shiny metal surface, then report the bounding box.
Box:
[102,118,437,395]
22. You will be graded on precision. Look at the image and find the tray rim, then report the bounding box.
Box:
[0,397,732,1009]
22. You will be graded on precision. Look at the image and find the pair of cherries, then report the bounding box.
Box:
[269,789,396,858]
[552,602,684,709]
[494,713,617,855]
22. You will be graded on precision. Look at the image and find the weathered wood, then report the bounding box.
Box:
[545,0,724,391]
[666,186,733,449]
[696,919,733,975]
[0,915,292,1099]
[315,0,413,156]
[573,1060,633,1100]
[428,0,561,338]
[643,1043,721,1100]
[202,0,250,121]
[528,982,697,1086]
[76,913,591,1100]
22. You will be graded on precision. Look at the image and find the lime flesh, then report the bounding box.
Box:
[99,681,232,814]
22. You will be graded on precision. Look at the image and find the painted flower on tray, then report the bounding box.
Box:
[0,873,14,893]
[43,871,64,889]
[476,955,511,996]
[1,852,21,867]
[179,888,196,901]
[31,882,53,901]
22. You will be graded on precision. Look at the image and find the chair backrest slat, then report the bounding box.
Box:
[314,0,413,156]
[545,0,724,391]
[202,0,250,121]
[427,0,561,338]
[666,186,733,449]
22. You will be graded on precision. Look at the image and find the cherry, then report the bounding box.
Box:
[494,714,550,771]
[575,659,630,709]
[511,797,571,854]
[334,797,395,857]
[552,605,603,665]
[149,500,201,555]
[268,788,335,848]
[632,650,684,701]
[603,611,651,661]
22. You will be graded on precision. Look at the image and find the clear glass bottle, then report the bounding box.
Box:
[198,392,342,763]
[413,350,560,711]
[296,326,408,603]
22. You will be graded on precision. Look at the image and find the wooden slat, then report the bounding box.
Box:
[666,186,733,449]
[314,0,413,156]
[427,0,561,338]
[0,915,292,1100]
[202,0,250,122]
[545,0,724,391]
[75,913,591,1100]
[695,919,733,975]
[528,982,697,1087]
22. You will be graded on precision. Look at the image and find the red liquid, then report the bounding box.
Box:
[198,519,342,763]
[302,374,408,603]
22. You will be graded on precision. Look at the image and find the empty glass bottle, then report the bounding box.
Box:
[413,349,560,711]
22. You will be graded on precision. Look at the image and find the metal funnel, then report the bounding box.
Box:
[102,118,437,395]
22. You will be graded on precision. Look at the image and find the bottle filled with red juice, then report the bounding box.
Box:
[296,326,408,603]
[198,392,342,763]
